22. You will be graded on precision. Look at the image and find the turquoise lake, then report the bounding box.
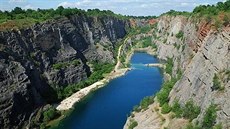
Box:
[54,52,163,129]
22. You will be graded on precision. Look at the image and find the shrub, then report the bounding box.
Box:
[71,59,80,66]
[172,100,183,117]
[176,31,184,39]
[212,74,221,90]
[182,100,200,121]
[157,78,177,106]
[43,107,60,123]
[129,119,138,129]
[40,123,46,129]
[139,25,151,33]
[133,105,141,112]
[141,37,152,48]
[52,62,67,70]
[185,122,201,129]
[140,96,155,110]
[202,104,217,128]
[213,123,223,129]
[165,58,173,75]
[157,88,170,106]
[161,103,171,114]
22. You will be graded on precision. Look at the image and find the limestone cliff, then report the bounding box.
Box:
[124,15,230,129]
[0,15,129,128]
[157,15,230,128]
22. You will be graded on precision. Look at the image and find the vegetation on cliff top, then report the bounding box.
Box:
[0,6,128,31]
[162,0,230,17]
[161,0,230,29]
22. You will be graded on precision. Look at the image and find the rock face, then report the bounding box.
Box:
[124,15,230,129]
[0,15,129,128]
[156,15,230,128]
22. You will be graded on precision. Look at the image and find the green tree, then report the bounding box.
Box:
[161,103,171,114]
[56,6,64,15]
[172,100,183,117]
[202,104,217,128]
[43,107,59,122]
[12,7,24,14]
[182,100,200,121]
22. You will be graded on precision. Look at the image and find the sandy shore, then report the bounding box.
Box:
[56,68,130,111]
[56,40,157,111]
[145,63,165,68]
[56,38,130,111]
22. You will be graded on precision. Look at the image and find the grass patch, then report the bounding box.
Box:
[52,59,80,70]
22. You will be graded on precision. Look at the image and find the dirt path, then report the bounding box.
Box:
[115,37,129,72]
[56,37,130,111]
[157,105,171,129]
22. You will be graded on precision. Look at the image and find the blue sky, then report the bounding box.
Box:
[0,0,225,16]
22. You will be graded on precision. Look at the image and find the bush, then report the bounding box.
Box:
[202,104,217,128]
[182,100,200,121]
[161,103,171,114]
[52,62,68,70]
[133,105,141,112]
[165,58,173,75]
[172,100,183,117]
[139,25,151,33]
[157,78,177,106]
[176,31,184,39]
[140,96,155,110]
[157,88,170,106]
[40,123,46,129]
[212,74,221,90]
[71,59,80,66]
[129,119,138,129]
[43,107,60,123]
[213,123,223,129]
[185,122,201,129]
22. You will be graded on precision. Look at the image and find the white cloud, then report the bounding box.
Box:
[9,0,26,3]
[181,2,189,6]
[141,4,148,8]
[57,0,220,16]
[23,4,35,10]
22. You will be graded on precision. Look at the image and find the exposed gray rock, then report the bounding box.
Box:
[157,16,230,128]
[124,15,230,129]
[0,15,129,128]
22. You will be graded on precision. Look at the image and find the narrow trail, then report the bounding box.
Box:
[56,37,130,111]
[115,37,129,72]
[157,105,170,129]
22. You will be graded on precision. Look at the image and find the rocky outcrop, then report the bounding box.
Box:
[156,15,230,128]
[124,15,230,129]
[0,15,129,128]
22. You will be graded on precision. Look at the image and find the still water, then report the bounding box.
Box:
[54,52,163,129]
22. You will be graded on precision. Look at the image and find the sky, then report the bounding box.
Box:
[0,0,225,16]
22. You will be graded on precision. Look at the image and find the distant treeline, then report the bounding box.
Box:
[161,0,230,17]
[0,6,127,24]
[0,6,158,24]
